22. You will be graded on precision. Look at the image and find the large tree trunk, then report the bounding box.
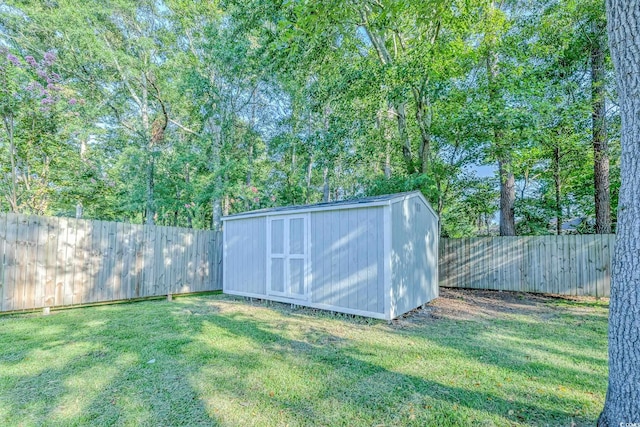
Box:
[487,39,516,236]
[498,159,516,236]
[598,0,640,424]
[591,18,611,234]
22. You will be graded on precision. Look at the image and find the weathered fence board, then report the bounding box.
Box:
[0,213,223,312]
[5,214,18,310]
[439,235,615,297]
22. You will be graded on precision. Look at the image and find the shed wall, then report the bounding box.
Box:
[310,207,385,314]
[390,196,439,318]
[224,217,267,295]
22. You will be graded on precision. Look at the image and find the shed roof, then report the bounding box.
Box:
[222,190,437,221]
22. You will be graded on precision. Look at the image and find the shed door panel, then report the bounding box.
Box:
[289,258,305,297]
[289,218,304,254]
[271,219,284,254]
[270,258,285,293]
[267,215,308,299]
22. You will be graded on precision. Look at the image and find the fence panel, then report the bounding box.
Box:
[439,235,615,297]
[0,213,223,312]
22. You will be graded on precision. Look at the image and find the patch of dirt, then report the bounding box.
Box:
[302,327,346,347]
[396,288,608,325]
[212,289,607,327]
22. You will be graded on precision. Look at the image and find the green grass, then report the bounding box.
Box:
[0,292,608,426]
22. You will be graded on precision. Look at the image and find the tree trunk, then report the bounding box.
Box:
[554,145,562,235]
[223,194,229,216]
[591,18,611,234]
[212,198,222,231]
[80,138,87,161]
[322,167,329,202]
[377,109,392,178]
[247,93,256,187]
[3,114,18,213]
[360,8,414,174]
[385,141,392,179]
[145,156,155,225]
[141,73,155,225]
[208,119,223,231]
[488,63,516,235]
[413,85,432,174]
[394,103,414,173]
[598,0,640,424]
[498,159,516,236]
[185,164,192,229]
[305,154,313,203]
[246,143,253,186]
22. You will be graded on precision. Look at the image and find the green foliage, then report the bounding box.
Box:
[0,48,84,215]
[0,0,620,235]
[367,174,432,197]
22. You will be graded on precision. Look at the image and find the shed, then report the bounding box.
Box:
[222,191,439,320]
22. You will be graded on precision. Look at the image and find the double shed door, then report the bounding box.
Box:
[267,214,309,300]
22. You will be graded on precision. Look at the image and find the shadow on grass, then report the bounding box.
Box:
[0,294,608,426]
[178,298,606,426]
[0,301,220,426]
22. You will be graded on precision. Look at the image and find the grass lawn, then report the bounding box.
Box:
[0,289,608,426]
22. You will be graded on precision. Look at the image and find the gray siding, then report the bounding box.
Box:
[222,191,438,320]
[310,207,385,314]
[224,217,266,295]
[390,195,439,318]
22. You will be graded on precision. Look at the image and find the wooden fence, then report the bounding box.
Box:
[0,213,614,313]
[0,213,222,312]
[439,235,615,297]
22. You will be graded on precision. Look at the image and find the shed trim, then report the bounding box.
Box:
[223,200,391,221]
[305,212,312,304]
[224,290,387,320]
[222,224,228,293]
[391,192,439,220]
[265,213,310,300]
[383,205,393,321]
[221,191,435,222]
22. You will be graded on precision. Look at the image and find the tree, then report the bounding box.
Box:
[0,0,622,239]
[590,7,611,234]
[0,48,82,215]
[598,0,640,424]
[482,0,516,236]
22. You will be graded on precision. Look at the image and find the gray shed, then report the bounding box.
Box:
[222,191,439,320]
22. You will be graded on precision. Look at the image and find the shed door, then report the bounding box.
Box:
[267,215,308,300]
